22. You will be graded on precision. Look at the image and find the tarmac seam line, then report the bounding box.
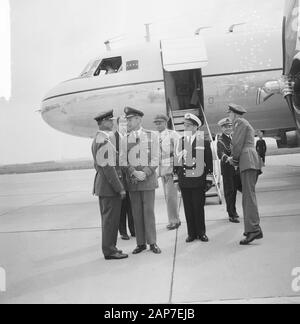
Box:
[0,213,299,235]
[168,227,179,304]
[0,226,102,235]
[0,194,69,218]
[257,186,300,193]
[177,294,300,304]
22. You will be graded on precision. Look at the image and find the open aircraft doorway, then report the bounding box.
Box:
[160,37,207,133]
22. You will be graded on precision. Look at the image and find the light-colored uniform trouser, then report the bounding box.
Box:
[241,169,261,233]
[161,175,180,225]
[129,190,157,246]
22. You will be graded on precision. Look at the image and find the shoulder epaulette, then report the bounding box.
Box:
[96,132,108,144]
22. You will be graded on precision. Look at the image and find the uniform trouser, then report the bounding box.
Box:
[181,187,206,238]
[241,170,261,234]
[161,175,180,225]
[223,174,238,218]
[129,190,157,246]
[99,197,122,257]
[119,192,135,236]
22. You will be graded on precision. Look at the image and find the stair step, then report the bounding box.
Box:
[173,115,185,120]
[171,108,201,133]
[174,125,185,132]
[172,108,200,118]
[174,119,185,124]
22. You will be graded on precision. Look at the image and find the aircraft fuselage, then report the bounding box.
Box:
[41,29,296,138]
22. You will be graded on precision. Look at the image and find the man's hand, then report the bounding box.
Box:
[133,171,147,182]
[120,191,127,200]
[227,157,235,166]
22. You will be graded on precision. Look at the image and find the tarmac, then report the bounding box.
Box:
[0,154,300,304]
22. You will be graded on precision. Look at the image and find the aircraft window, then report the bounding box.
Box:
[80,59,101,78]
[94,56,122,76]
[126,60,139,71]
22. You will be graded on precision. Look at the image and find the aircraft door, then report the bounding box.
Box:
[160,37,207,115]
[160,37,208,72]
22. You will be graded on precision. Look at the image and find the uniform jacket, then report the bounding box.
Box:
[92,131,125,197]
[217,133,236,177]
[232,118,262,173]
[174,134,213,189]
[121,128,159,192]
[158,129,181,177]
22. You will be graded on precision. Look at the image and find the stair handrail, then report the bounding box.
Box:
[166,98,176,131]
[198,97,222,193]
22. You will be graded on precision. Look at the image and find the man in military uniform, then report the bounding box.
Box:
[92,110,128,260]
[217,118,240,224]
[121,107,161,255]
[154,114,181,231]
[174,113,213,243]
[227,104,263,245]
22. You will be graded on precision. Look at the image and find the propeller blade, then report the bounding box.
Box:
[283,0,300,75]
[285,94,300,128]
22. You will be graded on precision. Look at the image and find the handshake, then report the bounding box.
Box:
[226,156,237,167]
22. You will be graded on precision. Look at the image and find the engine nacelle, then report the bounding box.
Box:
[276,130,300,148]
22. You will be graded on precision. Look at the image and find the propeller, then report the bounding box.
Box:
[257,0,300,129]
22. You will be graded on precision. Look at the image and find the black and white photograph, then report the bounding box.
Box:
[0,0,300,306]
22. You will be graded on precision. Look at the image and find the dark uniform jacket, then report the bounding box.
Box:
[256,139,267,157]
[92,131,124,197]
[217,133,236,177]
[174,135,213,189]
[121,128,159,192]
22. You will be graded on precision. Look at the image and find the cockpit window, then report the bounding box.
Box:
[94,57,122,76]
[80,59,101,78]
[80,56,122,78]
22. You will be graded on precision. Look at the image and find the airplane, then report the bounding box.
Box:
[41,0,300,149]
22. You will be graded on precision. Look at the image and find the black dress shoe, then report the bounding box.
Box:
[186,237,196,243]
[240,231,263,245]
[121,234,130,241]
[176,221,182,229]
[229,217,240,224]
[150,244,162,254]
[105,253,129,260]
[167,221,181,230]
[199,235,209,242]
[132,245,147,255]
